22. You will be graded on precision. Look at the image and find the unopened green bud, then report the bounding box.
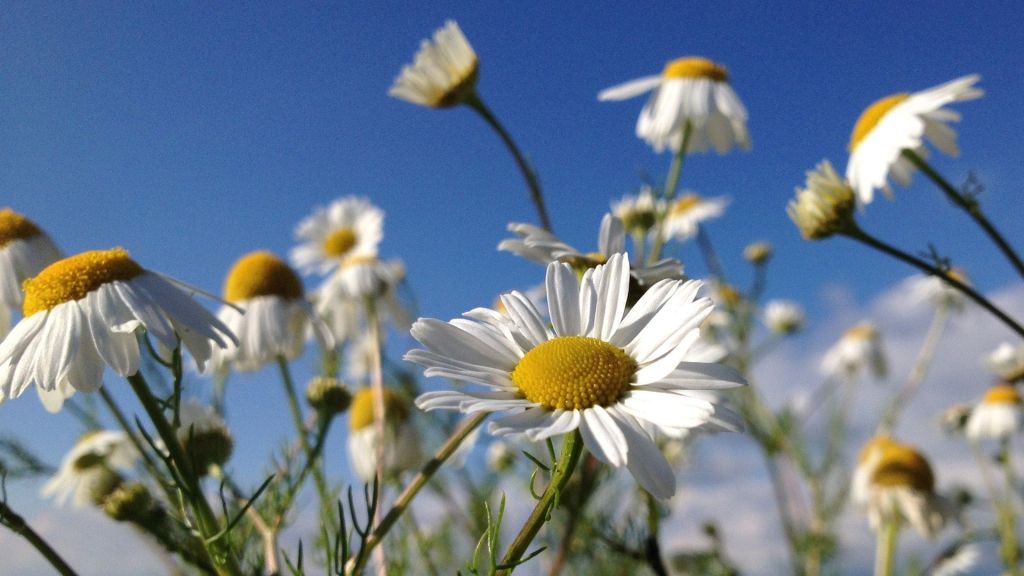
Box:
[306,377,352,416]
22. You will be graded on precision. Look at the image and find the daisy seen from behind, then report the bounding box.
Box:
[389,20,479,109]
[599,56,750,155]
[845,75,982,204]
[965,383,1023,442]
[348,386,422,482]
[0,208,61,339]
[290,197,384,277]
[821,321,887,380]
[42,430,137,508]
[406,253,745,499]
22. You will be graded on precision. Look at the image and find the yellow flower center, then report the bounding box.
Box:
[0,208,43,248]
[858,435,896,464]
[512,336,636,411]
[845,323,876,341]
[342,254,378,270]
[350,388,410,431]
[223,251,303,303]
[323,228,358,258]
[870,444,935,492]
[23,248,144,316]
[849,93,910,151]
[669,194,702,217]
[982,384,1022,406]
[662,57,728,82]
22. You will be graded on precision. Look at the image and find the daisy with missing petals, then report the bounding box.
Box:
[348,387,422,482]
[389,20,479,109]
[965,383,1023,441]
[406,253,746,499]
[661,193,729,242]
[904,269,969,312]
[208,251,329,374]
[821,322,887,380]
[984,342,1024,383]
[290,197,383,277]
[0,248,235,407]
[846,75,983,204]
[598,56,750,154]
[0,208,61,338]
[42,430,137,508]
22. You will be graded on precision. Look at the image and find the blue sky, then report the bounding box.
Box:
[3,2,1024,573]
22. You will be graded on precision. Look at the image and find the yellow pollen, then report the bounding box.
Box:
[845,323,876,341]
[669,194,702,217]
[323,228,358,258]
[982,384,1022,406]
[662,57,728,82]
[223,251,303,303]
[870,444,935,492]
[0,208,43,248]
[350,388,409,431]
[849,93,910,151]
[23,248,144,316]
[512,336,636,411]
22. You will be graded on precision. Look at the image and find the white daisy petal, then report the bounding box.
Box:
[609,408,676,499]
[546,262,581,337]
[579,405,627,467]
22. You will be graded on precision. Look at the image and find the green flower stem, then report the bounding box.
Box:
[841,225,1024,338]
[497,430,584,575]
[0,500,78,576]
[902,149,1024,280]
[276,357,332,509]
[970,440,1018,574]
[1000,441,1022,575]
[644,491,669,576]
[648,122,692,264]
[877,305,950,434]
[344,412,487,576]
[363,296,388,564]
[874,515,900,576]
[99,388,169,490]
[465,93,553,232]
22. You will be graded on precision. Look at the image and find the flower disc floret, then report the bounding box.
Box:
[223,251,302,303]
[849,93,910,151]
[512,336,637,410]
[983,384,1022,406]
[662,57,728,81]
[350,388,409,431]
[23,249,143,316]
[0,208,43,247]
[323,228,358,258]
[871,444,935,492]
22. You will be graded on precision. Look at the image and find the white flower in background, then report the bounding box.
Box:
[0,208,61,339]
[208,251,330,374]
[845,75,982,204]
[821,322,887,380]
[661,193,728,242]
[787,160,857,240]
[742,241,772,265]
[931,543,980,576]
[862,441,947,537]
[852,435,898,508]
[42,430,137,507]
[313,257,411,345]
[763,300,805,335]
[984,342,1024,383]
[486,439,516,472]
[965,383,1023,441]
[598,56,750,154]
[0,249,235,411]
[904,269,969,311]
[499,213,683,288]
[176,401,234,473]
[389,20,479,109]
[348,387,422,482]
[406,253,745,499]
[611,187,662,237]
[290,197,384,277]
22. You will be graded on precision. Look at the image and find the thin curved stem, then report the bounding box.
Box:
[649,123,692,264]
[277,357,332,508]
[0,500,78,576]
[877,305,950,434]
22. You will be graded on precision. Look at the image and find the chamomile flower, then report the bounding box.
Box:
[389,20,479,109]
[904,269,969,311]
[763,300,805,335]
[852,435,898,508]
[965,383,1023,441]
[313,257,411,345]
[984,342,1024,383]
[599,56,750,154]
[290,197,384,277]
[406,253,746,499]
[0,208,61,339]
[42,430,137,508]
[845,75,983,204]
[821,322,887,380]
[611,187,661,237]
[661,193,729,242]
[787,160,856,240]
[863,441,947,537]
[348,387,422,482]
[0,249,235,407]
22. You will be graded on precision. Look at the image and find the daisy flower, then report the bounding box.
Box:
[965,383,1023,441]
[348,387,422,482]
[208,251,329,374]
[0,208,61,338]
[598,56,750,154]
[852,434,898,508]
[313,257,411,345]
[42,430,137,508]
[984,342,1024,383]
[845,75,983,204]
[661,193,728,242]
[763,300,805,335]
[290,197,384,277]
[389,20,479,109]
[406,253,745,499]
[863,441,947,537]
[787,160,857,240]
[904,268,969,312]
[611,186,661,237]
[0,248,235,407]
[820,322,887,380]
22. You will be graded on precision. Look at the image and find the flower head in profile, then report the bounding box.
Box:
[389,20,479,109]
[984,342,1024,383]
[176,401,234,473]
[965,383,1022,441]
[0,208,61,339]
[846,75,983,204]
[0,248,235,410]
[743,241,773,265]
[42,430,137,508]
[406,253,746,499]
[290,197,383,277]
[599,56,750,154]
[313,257,411,346]
[821,322,887,380]
[348,387,422,482]
[904,269,969,312]
[763,300,805,335]
[611,187,662,237]
[861,440,947,537]
[662,193,728,242]
[787,160,856,240]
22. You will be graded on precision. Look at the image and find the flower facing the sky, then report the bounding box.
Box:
[984,342,1024,383]
[348,387,422,482]
[845,75,983,204]
[598,56,750,154]
[389,20,479,109]
[406,253,745,499]
[787,160,856,240]
[0,208,61,339]
[821,322,887,380]
[661,193,728,242]
[965,383,1022,441]
[0,248,235,408]
[42,430,137,508]
[862,440,946,537]
[763,300,805,335]
[290,197,384,277]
